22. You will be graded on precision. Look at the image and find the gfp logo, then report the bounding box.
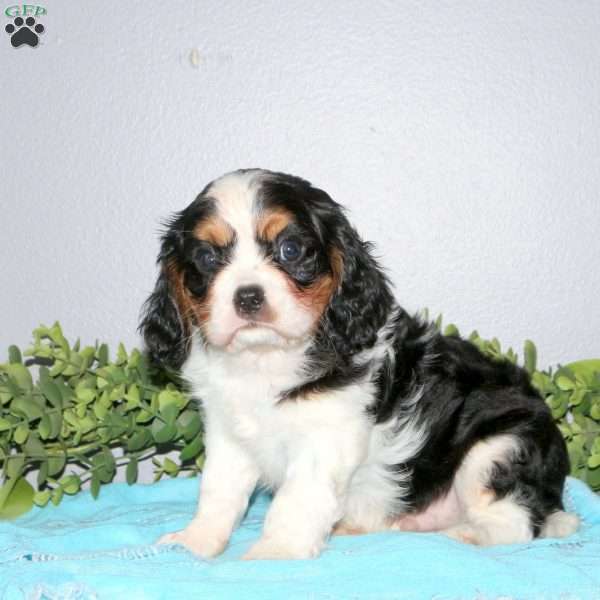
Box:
[5,4,45,47]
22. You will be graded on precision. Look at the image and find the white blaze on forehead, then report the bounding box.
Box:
[207,170,263,271]
[207,171,260,236]
[200,170,317,350]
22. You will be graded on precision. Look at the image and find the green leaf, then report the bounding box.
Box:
[56,379,74,407]
[126,457,138,485]
[157,389,182,412]
[127,429,152,452]
[135,408,154,424]
[94,448,116,483]
[151,418,177,444]
[556,372,575,391]
[565,359,600,381]
[39,377,63,410]
[0,478,34,519]
[78,414,97,434]
[0,388,12,406]
[163,458,179,475]
[37,460,49,487]
[523,340,537,374]
[550,396,569,420]
[0,418,11,432]
[48,412,62,439]
[13,425,29,445]
[161,403,179,426]
[5,454,24,480]
[109,383,126,402]
[588,454,600,469]
[47,452,66,477]
[8,346,22,365]
[1,364,33,392]
[129,349,141,369]
[48,322,68,349]
[116,343,128,366]
[10,396,43,421]
[177,410,201,442]
[570,388,587,407]
[586,465,600,491]
[125,384,141,410]
[93,401,108,420]
[532,371,549,394]
[33,489,51,507]
[59,474,81,495]
[24,434,46,460]
[38,414,51,440]
[97,344,109,367]
[90,472,100,499]
[75,386,95,405]
[179,435,203,462]
[443,324,459,337]
[51,486,64,506]
[48,360,66,377]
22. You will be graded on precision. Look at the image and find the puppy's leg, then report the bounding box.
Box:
[243,439,357,560]
[158,427,259,558]
[441,435,535,546]
[539,510,580,539]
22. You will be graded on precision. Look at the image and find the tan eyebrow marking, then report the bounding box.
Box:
[193,215,234,247]
[256,208,294,241]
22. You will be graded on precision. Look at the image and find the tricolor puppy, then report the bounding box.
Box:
[141,168,578,560]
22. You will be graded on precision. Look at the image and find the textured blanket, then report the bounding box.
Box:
[0,476,599,600]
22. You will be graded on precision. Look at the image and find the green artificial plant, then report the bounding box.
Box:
[1,320,599,520]
[0,323,204,519]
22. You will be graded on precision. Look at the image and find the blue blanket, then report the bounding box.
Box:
[1,476,599,600]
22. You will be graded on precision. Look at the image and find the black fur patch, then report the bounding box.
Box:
[373,323,569,529]
[141,169,571,539]
[139,194,231,369]
[257,172,395,400]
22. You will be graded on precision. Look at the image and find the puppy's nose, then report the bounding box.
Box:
[234,285,265,317]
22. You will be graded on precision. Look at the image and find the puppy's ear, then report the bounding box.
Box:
[320,222,393,357]
[139,233,189,370]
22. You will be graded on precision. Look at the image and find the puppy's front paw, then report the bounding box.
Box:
[242,536,321,561]
[157,527,227,559]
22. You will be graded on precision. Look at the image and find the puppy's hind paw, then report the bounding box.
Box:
[540,511,580,539]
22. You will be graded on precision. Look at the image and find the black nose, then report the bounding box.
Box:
[234,285,265,316]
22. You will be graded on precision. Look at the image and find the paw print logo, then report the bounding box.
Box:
[5,16,45,48]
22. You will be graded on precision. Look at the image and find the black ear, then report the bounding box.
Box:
[319,222,394,358]
[139,234,189,371]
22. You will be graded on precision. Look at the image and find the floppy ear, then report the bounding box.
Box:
[139,235,189,370]
[319,223,394,357]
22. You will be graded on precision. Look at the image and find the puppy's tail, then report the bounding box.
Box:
[539,510,580,539]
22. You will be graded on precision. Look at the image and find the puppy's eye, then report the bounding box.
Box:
[279,238,303,263]
[196,247,217,269]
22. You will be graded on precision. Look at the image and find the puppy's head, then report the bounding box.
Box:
[140,169,392,370]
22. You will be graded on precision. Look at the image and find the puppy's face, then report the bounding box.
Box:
[141,169,391,372]
[148,170,343,356]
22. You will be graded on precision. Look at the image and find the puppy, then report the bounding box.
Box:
[140,168,578,560]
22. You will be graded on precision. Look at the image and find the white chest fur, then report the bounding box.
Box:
[183,339,375,489]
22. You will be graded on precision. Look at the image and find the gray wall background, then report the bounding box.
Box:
[2,1,599,369]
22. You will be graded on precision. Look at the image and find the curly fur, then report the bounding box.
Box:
[140,169,578,560]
